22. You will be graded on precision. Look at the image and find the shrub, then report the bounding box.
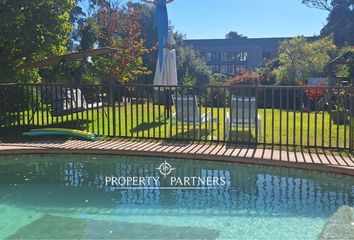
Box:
[228,69,260,86]
[204,73,228,107]
[0,85,35,116]
[228,69,259,96]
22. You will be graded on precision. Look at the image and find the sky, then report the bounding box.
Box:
[125,0,329,39]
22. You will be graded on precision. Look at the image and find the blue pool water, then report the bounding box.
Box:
[0,155,354,239]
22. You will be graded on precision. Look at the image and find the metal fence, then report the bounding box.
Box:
[0,83,352,150]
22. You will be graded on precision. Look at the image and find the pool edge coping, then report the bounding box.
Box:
[1,146,354,177]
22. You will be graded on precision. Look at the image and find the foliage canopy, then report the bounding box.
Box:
[274,36,336,85]
[0,0,75,83]
[300,0,354,46]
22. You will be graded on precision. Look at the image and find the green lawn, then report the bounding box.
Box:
[0,103,350,149]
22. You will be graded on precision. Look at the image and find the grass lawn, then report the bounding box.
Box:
[0,103,350,149]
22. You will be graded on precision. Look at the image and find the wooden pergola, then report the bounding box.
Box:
[325,50,354,86]
[24,47,120,68]
[23,47,121,84]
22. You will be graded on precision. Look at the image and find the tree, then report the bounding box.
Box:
[321,1,354,46]
[131,3,158,84]
[228,69,260,86]
[205,73,228,107]
[300,0,354,46]
[300,0,353,11]
[92,2,150,83]
[126,3,212,86]
[176,46,212,86]
[225,31,248,40]
[300,0,332,11]
[255,59,279,85]
[209,73,228,85]
[131,3,212,86]
[273,36,336,85]
[0,0,75,83]
[227,68,260,96]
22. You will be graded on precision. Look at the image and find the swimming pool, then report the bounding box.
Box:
[0,154,354,239]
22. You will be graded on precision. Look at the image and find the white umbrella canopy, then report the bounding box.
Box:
[153,31,178,87]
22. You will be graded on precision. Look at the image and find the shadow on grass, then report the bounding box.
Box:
[130,121,166,133]
[43,120,93,130]
[226,130,257,144]
[0,119,93,142]
[171,128,211,142]
[0,114,20,126]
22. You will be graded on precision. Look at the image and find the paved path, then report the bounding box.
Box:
[1,139,354,175]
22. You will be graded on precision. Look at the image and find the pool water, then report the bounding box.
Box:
[0,155,354,239]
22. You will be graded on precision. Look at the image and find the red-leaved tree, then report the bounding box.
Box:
[227,68,260,96]
[228,68,260,86]
[94,1,150,83]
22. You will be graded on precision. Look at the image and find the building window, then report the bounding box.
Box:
[209,64,220,73]
[220,65,228,74]
[262,52,272,59]
[215,65,221,72]
[221,52,228,61]
[228,52,237,61]
[228,65,235,75]
[212,52,221,61]
[205,52,212,61]
[262,52,272,65]
[200,52,213,62]
[227,65,241,75]
[208,64,243,75]
[235,65,242,74]
[227,65,233,75]
[239,52,248,62]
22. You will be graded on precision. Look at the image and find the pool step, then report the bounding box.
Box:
[319,206,354,240]
[7,214,221,239]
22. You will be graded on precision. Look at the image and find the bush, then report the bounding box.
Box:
[228,69,260,86]
[256,59,278,85]
[228,69,259,96]
[203,73,228,107]
[0,85,36,116]
[0,85,40,124]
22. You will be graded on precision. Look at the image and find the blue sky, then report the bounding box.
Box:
[126,0,329,39]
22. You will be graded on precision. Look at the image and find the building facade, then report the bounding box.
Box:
[185,37,315,76]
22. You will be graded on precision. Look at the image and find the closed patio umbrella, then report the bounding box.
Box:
[154,31,177,118]
[145,0,177,117]
[153,30,178,87]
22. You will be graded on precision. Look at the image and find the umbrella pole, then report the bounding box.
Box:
[165,89,171,119]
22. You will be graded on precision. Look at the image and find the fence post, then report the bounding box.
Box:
[350,86,354,151]
[111,82,116,137]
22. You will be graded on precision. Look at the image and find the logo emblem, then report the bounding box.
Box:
[156,160,176,178]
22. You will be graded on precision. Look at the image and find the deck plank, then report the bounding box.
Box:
[0,140,353,175]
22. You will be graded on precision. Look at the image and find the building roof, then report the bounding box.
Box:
[184,37,318,47]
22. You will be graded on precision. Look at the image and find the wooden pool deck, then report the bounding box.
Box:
[0,139,354,176]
